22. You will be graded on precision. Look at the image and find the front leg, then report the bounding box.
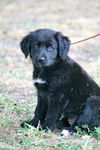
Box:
[21,93,47,128]
[42,100,60,130]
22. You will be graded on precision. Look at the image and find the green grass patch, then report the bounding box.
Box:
[75,125,100,139]
[0,95,100,149]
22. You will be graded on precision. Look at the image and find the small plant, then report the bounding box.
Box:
[90,126,100,139]
[75,125,100,139]
[55,141,67,150]
[55,141,82,150]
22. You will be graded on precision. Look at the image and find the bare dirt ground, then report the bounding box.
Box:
[0,0,100,149]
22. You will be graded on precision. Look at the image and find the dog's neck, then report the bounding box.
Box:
[32,58,66,84]
[33,67,47,84]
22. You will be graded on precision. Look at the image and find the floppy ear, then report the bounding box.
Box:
[20,34,32,58]
[55,32,70,60]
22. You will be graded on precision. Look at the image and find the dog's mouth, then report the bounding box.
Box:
[37,61,46,67]
[34,59,47,67]
[34,56,59,68]
[34,59,57,68]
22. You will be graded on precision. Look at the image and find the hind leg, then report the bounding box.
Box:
[77,96,100,130]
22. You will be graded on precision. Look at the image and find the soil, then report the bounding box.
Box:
[0,0,100,149]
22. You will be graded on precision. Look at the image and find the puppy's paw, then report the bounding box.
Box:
[21,122,25,128]
[61,129,73,137]
[42,123,54,131]
[21,120,38,128]
[21,121,33,128]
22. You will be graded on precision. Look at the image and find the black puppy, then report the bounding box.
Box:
[20,29,100,135]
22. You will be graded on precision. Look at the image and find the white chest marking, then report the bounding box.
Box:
[33,78,46,84]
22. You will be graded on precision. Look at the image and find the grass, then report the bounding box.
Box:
[0,95,100,150]
[75,125,100,139]
[0,0,100,149]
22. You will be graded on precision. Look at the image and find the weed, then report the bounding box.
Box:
[90,127,100,139]
[75,125,100,139]
[54,141,82,150]
[0,0,100,149]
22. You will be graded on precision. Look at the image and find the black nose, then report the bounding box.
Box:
[36,56,46,64]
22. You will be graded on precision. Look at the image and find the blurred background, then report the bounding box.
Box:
[0,0,100,69]
[0,0,100,149]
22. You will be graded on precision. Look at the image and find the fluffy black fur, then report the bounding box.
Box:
[20,29,100,132]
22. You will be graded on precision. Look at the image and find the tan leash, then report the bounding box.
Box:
[71,33,100,45]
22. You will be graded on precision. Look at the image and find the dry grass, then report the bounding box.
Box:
[0,0,100,149]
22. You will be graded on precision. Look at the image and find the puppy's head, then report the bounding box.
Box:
[20,29,70,68]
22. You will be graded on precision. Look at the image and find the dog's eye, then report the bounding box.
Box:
[47,47,53,51]
[33,43,39,49]
[34,44,38,48]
